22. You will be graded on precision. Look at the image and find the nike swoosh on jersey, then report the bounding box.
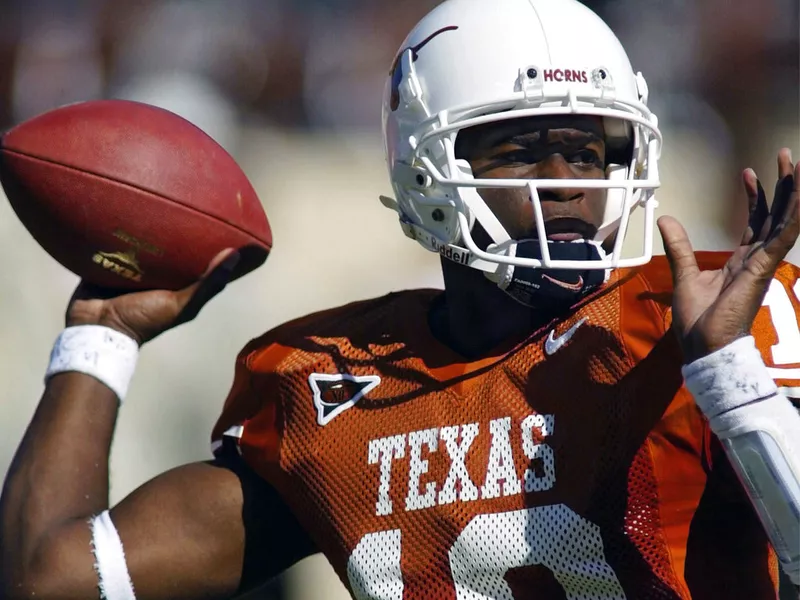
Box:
[544,318,588,356]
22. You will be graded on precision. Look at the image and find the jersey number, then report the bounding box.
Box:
[763,278,800,366]
[346,504,625,599]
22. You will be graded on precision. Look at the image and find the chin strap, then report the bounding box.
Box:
[381,200,610,308]
[388,207,501,274]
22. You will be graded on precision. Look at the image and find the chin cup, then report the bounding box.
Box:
[486,239,609,308]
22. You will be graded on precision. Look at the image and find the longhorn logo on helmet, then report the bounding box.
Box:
[389,26,459,111]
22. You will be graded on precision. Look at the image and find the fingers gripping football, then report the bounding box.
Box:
[173,250,241,328]
[66,249,240,345]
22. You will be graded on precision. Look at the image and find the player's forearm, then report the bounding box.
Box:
[683,336,800,585]
[0,372,118,589]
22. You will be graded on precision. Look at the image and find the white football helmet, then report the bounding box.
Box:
[380,0,662,282]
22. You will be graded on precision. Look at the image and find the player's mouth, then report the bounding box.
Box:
[541,218,598,242]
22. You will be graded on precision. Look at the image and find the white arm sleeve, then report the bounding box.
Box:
[683,335,800,585]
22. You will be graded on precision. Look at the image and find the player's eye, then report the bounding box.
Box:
[568,149,603,168]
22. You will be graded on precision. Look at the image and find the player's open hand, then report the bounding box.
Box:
[659,149,800,363]
[64,249,240,345]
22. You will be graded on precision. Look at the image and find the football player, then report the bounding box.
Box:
[1,0,799,599]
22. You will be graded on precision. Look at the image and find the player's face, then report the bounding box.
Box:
[455,115,607,242]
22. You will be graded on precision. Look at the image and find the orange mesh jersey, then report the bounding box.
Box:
[212,252,800,600]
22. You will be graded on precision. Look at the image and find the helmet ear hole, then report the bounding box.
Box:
[605,136,634,167]
[603,117,633,166]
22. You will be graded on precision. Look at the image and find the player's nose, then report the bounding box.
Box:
[533,154,585,203]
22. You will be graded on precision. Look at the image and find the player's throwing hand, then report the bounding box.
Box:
[659,149,800,362]
[65,248,240,345]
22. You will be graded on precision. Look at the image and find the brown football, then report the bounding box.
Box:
[0,99,272,290]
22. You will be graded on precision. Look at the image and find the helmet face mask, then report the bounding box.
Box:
[381,0,663,303]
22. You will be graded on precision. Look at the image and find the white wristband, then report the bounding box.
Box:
[45,325,139,403]
[681,335,778,420]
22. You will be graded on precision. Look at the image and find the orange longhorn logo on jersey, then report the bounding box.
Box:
[309,373,381,426]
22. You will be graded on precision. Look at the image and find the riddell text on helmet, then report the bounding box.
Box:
[430,238,470,265]
[543,69,589,83]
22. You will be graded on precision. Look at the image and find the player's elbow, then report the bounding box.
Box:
[1,567,58,600]
[1,535,90,600]
[0,577,41,600]
[0,569,48,600]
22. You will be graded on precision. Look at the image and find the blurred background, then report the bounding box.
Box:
[0,0,797,598]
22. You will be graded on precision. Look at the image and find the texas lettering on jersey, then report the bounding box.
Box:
[212,253,800,600]
[367,414,555,517]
